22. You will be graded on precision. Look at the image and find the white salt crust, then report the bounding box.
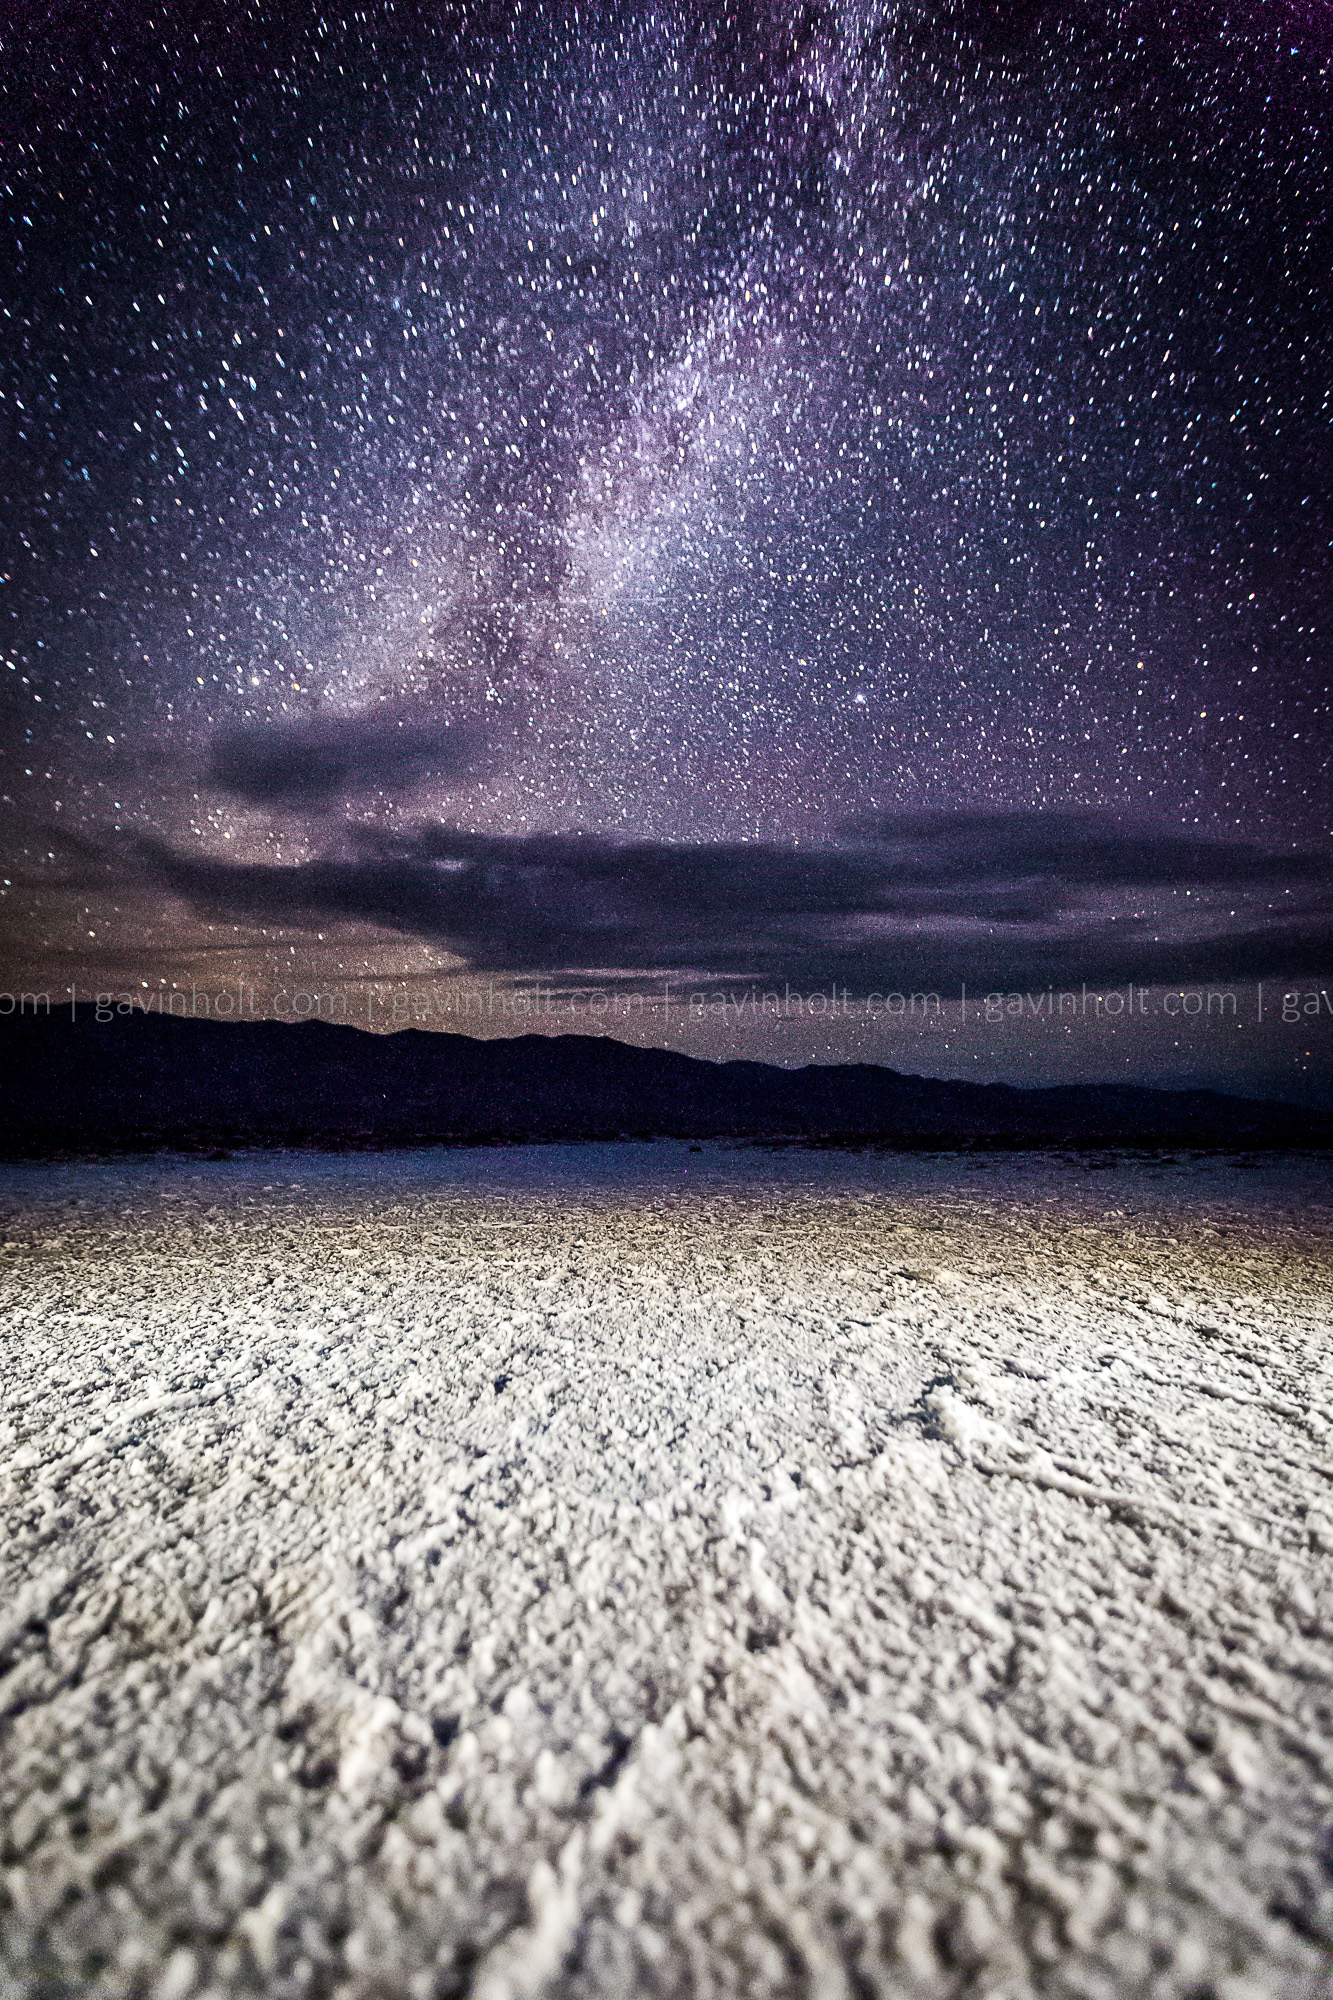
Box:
[1,1145,1331,1999]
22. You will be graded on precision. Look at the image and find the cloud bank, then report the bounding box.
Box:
[135,810,1333,992]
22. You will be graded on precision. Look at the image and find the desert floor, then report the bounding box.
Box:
[1,1144,1331,1999]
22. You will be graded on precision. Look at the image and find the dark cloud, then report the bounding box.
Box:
[208,712,502,807]
[134,811,1333,991]
[843,810,1331,890]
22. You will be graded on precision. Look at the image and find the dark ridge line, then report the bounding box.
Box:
[0,1007,1325,1158]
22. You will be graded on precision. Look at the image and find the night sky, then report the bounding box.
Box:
[2,1,1330,1092]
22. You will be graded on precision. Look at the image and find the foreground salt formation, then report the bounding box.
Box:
[1,1145,1331,2000]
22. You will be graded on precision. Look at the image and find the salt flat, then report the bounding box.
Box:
[1,1145,1331,2000]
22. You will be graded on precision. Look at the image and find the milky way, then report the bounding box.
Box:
[1,2,1330,1076]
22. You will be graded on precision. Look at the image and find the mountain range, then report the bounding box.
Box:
[0,1008,1325,1155]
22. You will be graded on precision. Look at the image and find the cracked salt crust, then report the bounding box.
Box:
[1,1143,1331,1998]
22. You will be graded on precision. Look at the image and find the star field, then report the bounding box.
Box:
[1,0,1329,1061]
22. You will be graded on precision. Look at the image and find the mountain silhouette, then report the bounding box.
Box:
[0,1008,1324,1155]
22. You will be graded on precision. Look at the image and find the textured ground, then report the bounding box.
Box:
[1,1145,1332,2000]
